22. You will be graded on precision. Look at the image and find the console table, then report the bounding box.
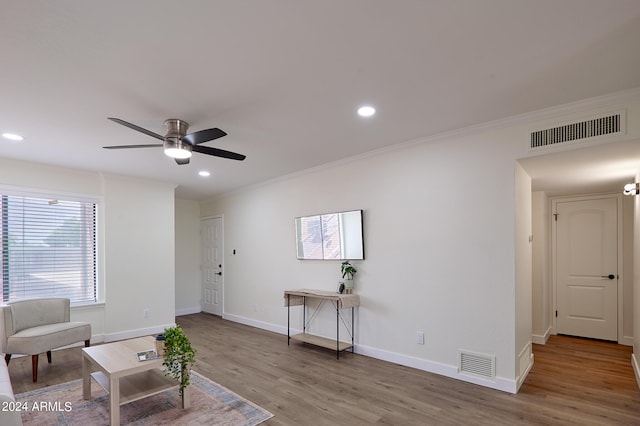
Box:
[284,289,359,359]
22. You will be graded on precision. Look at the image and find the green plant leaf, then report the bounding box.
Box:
[161,326,196,396]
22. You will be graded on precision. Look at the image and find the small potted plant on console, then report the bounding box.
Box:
[340,260,357,293]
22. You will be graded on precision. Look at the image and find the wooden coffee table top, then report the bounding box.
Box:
[83,336,162,378]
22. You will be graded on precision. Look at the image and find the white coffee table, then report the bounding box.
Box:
[82,336,189,426]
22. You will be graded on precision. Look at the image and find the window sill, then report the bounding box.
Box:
[71,301,105,310]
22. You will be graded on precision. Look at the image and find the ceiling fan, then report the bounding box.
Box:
[104,118,246,165]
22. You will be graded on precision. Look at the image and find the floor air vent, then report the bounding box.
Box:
[530,112,623,150]
[459,350,495,379]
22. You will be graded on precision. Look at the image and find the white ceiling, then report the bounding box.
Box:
[2,1,640,200]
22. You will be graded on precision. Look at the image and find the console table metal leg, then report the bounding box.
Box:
[336,303,340,359]
[351,306,355,353]
[287,294,290,346]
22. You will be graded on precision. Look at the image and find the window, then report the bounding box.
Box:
[0,194,97,304]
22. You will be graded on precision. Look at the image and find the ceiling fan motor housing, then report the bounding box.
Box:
[164,119,189,138]
[163,119,192,157]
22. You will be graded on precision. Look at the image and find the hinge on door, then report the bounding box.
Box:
[555,310,558,317]
[553,213,559,221]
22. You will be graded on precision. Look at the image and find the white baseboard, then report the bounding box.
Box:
[52,318,192,347]
[516,342,534,392]
[176,306,202,316]
[3,323,174,358]
[102,323,175,343]
[357,343,518,393]
[532,327,552,345]
[517,354,534,391]
[222,313,290,335]
[222,313,519,394]
[533,328,632,347]
[632,352,640,390]
[621,335,633,346]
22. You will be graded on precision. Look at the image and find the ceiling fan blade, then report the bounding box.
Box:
[182,128,227,145]
[193,145,246,161]
[175,157,190,165]
[103,144,163,149]
[108,117,164,141]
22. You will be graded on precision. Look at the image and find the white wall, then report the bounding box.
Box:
[199,90,640,393]
[0,158,177,342]
[101,175,176,338]
[531,191,550,343]
[175,198,201,315]
[514,162,533,389]
[202,124,524,392]
[623,194,634,342]
[632,170,640,385]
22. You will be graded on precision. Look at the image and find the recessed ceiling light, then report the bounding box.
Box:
[198,170,211,177]
[357,106,376,117]
[2,133,24,141]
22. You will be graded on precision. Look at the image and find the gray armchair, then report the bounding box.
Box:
[0,298,91,382]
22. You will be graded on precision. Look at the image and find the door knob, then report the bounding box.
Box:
[215,272,222,276]
[601,274,615,280]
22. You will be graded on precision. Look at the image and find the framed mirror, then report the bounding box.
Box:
[295,209,364,260]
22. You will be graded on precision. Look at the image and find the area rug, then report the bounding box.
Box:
[16,370,273,425]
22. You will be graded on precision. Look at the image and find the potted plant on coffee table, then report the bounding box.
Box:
[161,325,196,408]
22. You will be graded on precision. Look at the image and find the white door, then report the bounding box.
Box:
[201,217,223,315]
[555,197,618,341]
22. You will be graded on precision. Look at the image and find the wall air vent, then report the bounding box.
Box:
[459,350,495,379]
[530,111,624,151]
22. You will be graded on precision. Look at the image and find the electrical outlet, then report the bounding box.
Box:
[143,308,150,318]
[416,331,424,345]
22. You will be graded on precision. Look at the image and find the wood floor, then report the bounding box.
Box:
[8,313,640,425]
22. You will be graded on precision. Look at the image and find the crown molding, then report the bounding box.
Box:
[204,86,640,204]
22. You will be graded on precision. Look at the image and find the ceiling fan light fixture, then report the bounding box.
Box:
[163,138,192,159]
[164,146,192,159]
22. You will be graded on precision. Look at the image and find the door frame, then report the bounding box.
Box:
[200,214,224,316]
[551,193,624,343]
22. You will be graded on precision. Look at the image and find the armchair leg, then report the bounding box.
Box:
[4,354,10,364]
[32,354,38,382]
[47,350,52,363]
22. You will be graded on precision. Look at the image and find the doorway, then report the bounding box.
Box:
[552,195,622,342]
[201,217,223,316]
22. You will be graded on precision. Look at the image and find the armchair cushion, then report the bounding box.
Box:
[6,321,91,355]
[2,298,71,340]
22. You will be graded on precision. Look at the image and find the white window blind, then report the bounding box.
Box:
[0,195,97,304]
